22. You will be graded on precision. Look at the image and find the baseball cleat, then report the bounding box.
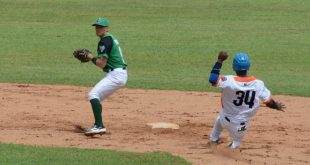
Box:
[84,125,106,136]
[227,142,240,149]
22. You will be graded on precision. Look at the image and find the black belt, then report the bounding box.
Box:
[104,67,126,73]
[225,116,245,125]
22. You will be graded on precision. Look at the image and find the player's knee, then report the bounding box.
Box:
[88,91,100,101]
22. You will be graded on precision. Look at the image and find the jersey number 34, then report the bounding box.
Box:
[233,91,256,108]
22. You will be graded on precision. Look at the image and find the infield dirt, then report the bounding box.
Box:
[0,83,309,165]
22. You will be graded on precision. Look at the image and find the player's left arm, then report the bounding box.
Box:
[258,84,286,112]
[209,51,228,86]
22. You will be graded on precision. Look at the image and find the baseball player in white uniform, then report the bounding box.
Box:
[208,51,285,148]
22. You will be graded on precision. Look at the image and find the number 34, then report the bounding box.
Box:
[233,91,256,108]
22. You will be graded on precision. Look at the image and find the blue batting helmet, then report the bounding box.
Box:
[232,53,250,71]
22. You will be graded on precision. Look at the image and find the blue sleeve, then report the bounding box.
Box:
[209,73,219,85]
[209,62,222,85]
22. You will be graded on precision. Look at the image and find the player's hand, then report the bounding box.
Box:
[275,101,286,112]
[87,53,94,60]
[218,51,228,63]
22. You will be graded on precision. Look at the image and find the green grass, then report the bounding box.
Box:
[0,0,309,96]
[0,143,189,165]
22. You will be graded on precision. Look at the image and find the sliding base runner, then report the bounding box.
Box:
[208,51,285,148]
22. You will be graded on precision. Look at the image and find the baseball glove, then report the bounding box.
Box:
[266,99,286,112]
[218,51,228,62]
[274,101,286,111]
[73,49,91,63]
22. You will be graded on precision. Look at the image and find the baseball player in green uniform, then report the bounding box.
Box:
[75,17,128,136]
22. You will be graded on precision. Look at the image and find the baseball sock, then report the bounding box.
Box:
[90,99,103,128]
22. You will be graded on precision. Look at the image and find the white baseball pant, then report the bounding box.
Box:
[210,115,248,148]
[88,68,128,101]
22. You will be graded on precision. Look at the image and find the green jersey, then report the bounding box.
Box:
[97,33,127,70]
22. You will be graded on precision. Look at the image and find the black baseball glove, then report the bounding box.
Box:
[73,49,91,63]
[266,99,286,112]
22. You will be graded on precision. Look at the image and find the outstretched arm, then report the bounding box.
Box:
[265,99,286,112]
[209,51,228,86]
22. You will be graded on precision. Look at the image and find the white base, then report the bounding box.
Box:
[147,122,180,129]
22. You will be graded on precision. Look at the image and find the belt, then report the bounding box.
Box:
[104,67,126,73]
[225,116,245,125]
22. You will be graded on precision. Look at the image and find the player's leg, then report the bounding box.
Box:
[85,81,107,135]
[226,122,248,148]
[210,116,224,142]
[86,70,127,135]
[86,78,119,135]
[90,69,127,100]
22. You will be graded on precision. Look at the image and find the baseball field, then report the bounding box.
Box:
[0,0,310,164]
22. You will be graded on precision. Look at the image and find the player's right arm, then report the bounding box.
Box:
[87,36,113,69]
[87,53,107,69]
[209,51,228,86]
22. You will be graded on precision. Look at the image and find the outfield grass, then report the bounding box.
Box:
[0,143,189,165]
[0,0,309,96]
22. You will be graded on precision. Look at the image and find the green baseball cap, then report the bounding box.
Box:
[92,17,109,27]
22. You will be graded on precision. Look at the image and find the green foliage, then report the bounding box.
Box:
[0,143,190,165]
[0,0,309,96]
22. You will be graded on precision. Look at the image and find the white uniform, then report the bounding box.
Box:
[210,75,271,148]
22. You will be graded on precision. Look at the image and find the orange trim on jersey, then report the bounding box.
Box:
[234,76,256,82]
[264,97,273,104]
